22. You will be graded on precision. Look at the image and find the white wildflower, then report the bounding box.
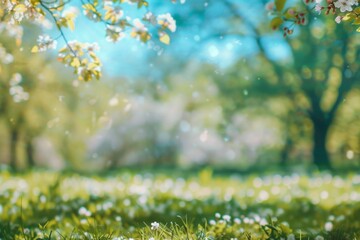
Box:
[150,221,159,230]
[325,222,333,231]
[223,214,231,222]
[78,207,91,217]
[234,218,241,224]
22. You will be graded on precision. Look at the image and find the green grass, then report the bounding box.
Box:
[0,169,359,239]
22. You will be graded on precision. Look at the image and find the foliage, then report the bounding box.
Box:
[0,34,115,170]
[1,0,359,82]
[267,0,360,36]
[0,0,184,81]
[0,170,360,239]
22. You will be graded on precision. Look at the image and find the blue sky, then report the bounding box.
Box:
[56,0,292,79]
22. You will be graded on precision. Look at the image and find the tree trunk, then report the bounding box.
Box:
[26,139,35,168]
[280,137,292,166]
[312,119,331,169]
[9,129,19,171]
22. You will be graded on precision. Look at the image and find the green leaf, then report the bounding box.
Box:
[14,4,27,13]
[70,58,80,67]
[270,17,283,30]
[343,13,356,22]
[159,33,170,45]
[31,46,39,53]
[354,6,360,14]
[275,0,287,12]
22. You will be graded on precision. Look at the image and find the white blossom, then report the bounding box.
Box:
[157,13,176,32]
[315,4,323,14]
[334,0,358,12]
[36,34,57,52]
[335,16,343,23]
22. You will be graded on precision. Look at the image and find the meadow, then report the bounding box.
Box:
[0,169,359,240]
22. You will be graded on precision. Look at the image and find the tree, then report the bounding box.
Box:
[214,1,360,168]
[0,34,103,170]
[0,0,358,83]
[0,0,184,81]
[268,0,360,36]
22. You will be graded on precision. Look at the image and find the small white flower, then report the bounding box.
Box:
[36,34,57,52]
[84,42,100,52]
[287,234,295,240]
[62,6,79,17]
[104,5,123,22]
[325,222,333,231]
[10,73,22,86]
[259,218,268,226]
[78,207,91,217]
[215,213,221,218]
[209,220,216,225]
[106,25,125,42]
[157,13,176,32]
[334,0,358,12]
[13,11,25,22]
[265,2,275,11]
[335,15,342,23]
[315,236,325,240]
[133,18,147,32]
[315,4,323,14]
[223,215,231,222]
[234,218,241,224]
[144,12,157,25]
[150,221,160,230]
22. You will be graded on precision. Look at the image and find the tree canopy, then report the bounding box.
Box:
[0,0,358,81]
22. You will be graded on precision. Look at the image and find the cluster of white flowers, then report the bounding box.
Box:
[157,13,176,32]
[313,0,359,23]
[36,34,57,52]
[104,2,124,23]
[106,25,126,42]
[57,40,102,81]
[334,0,358,12]
[144,12,157,26]
[1,0,45,26]
[0,44,14,64]
[62,6,79,18]
[133,18,148,33]
[9,73,29,103]
[0,22,24,44]
[78,206,92,217]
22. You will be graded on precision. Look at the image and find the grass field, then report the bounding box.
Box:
[0,169,359,239]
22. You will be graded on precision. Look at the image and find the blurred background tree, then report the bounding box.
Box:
[0,34,112,170]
